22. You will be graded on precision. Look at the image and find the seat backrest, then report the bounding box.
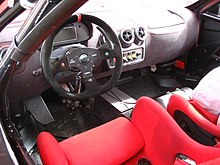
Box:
[132,97,220,165]
[167,94,220,137]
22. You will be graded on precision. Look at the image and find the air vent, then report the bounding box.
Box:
[134,27,147,45]
[119,29,134,48]
[122,30,133,42]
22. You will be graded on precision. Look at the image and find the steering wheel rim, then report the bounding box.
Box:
[41,14,122,101]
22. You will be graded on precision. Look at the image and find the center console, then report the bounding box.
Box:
[105,27,146,69]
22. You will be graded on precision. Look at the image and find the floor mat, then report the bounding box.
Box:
[118,76,168,99]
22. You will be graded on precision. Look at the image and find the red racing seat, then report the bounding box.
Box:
[37,97,220,165]
[167,94,220,145]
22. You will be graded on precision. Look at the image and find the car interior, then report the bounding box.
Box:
[1,0,220,164]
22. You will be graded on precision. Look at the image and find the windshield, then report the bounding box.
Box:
[0,0,199,14]
[78,0,198,12]
[0,0,198,42]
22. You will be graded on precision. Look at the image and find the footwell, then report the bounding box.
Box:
[45,107,102,141]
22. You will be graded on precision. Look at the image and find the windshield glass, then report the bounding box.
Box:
[0,0,199,42]
[0,0,199,14]
[78,0,198,12]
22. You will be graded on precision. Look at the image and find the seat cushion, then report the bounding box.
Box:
[37,117,144,165]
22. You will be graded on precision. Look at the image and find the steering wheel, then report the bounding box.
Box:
[41,14,122,101]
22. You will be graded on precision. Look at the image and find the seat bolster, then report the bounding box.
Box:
[189,99,218,124]
[37,132,68,165]
[60,117,144,165]
[167,94,220,137]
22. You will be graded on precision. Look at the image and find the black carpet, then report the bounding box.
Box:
[43,92,103,140]
[45,107,102,140]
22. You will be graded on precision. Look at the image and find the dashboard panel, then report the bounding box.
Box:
[87,7,198,76]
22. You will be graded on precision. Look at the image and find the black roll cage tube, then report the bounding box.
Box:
[0,0,25,32]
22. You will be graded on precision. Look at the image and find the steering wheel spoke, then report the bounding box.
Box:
[98,47,118,60]
[50,56,69,75]
[84,77,100,93]
[90,49,101,63]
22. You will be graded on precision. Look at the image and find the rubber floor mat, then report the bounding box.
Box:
[118,76,168,99]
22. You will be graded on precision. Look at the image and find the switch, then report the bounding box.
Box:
[127,53,133,61]
[132,53,137,60]
[123,56,128,63]
[110,59,115,66]
[136,53,141,57]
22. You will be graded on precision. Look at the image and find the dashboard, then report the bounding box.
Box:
[0,6,199,102]
[89,7,199,75]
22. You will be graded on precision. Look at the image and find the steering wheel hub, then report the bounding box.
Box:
[79,54,90,64]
